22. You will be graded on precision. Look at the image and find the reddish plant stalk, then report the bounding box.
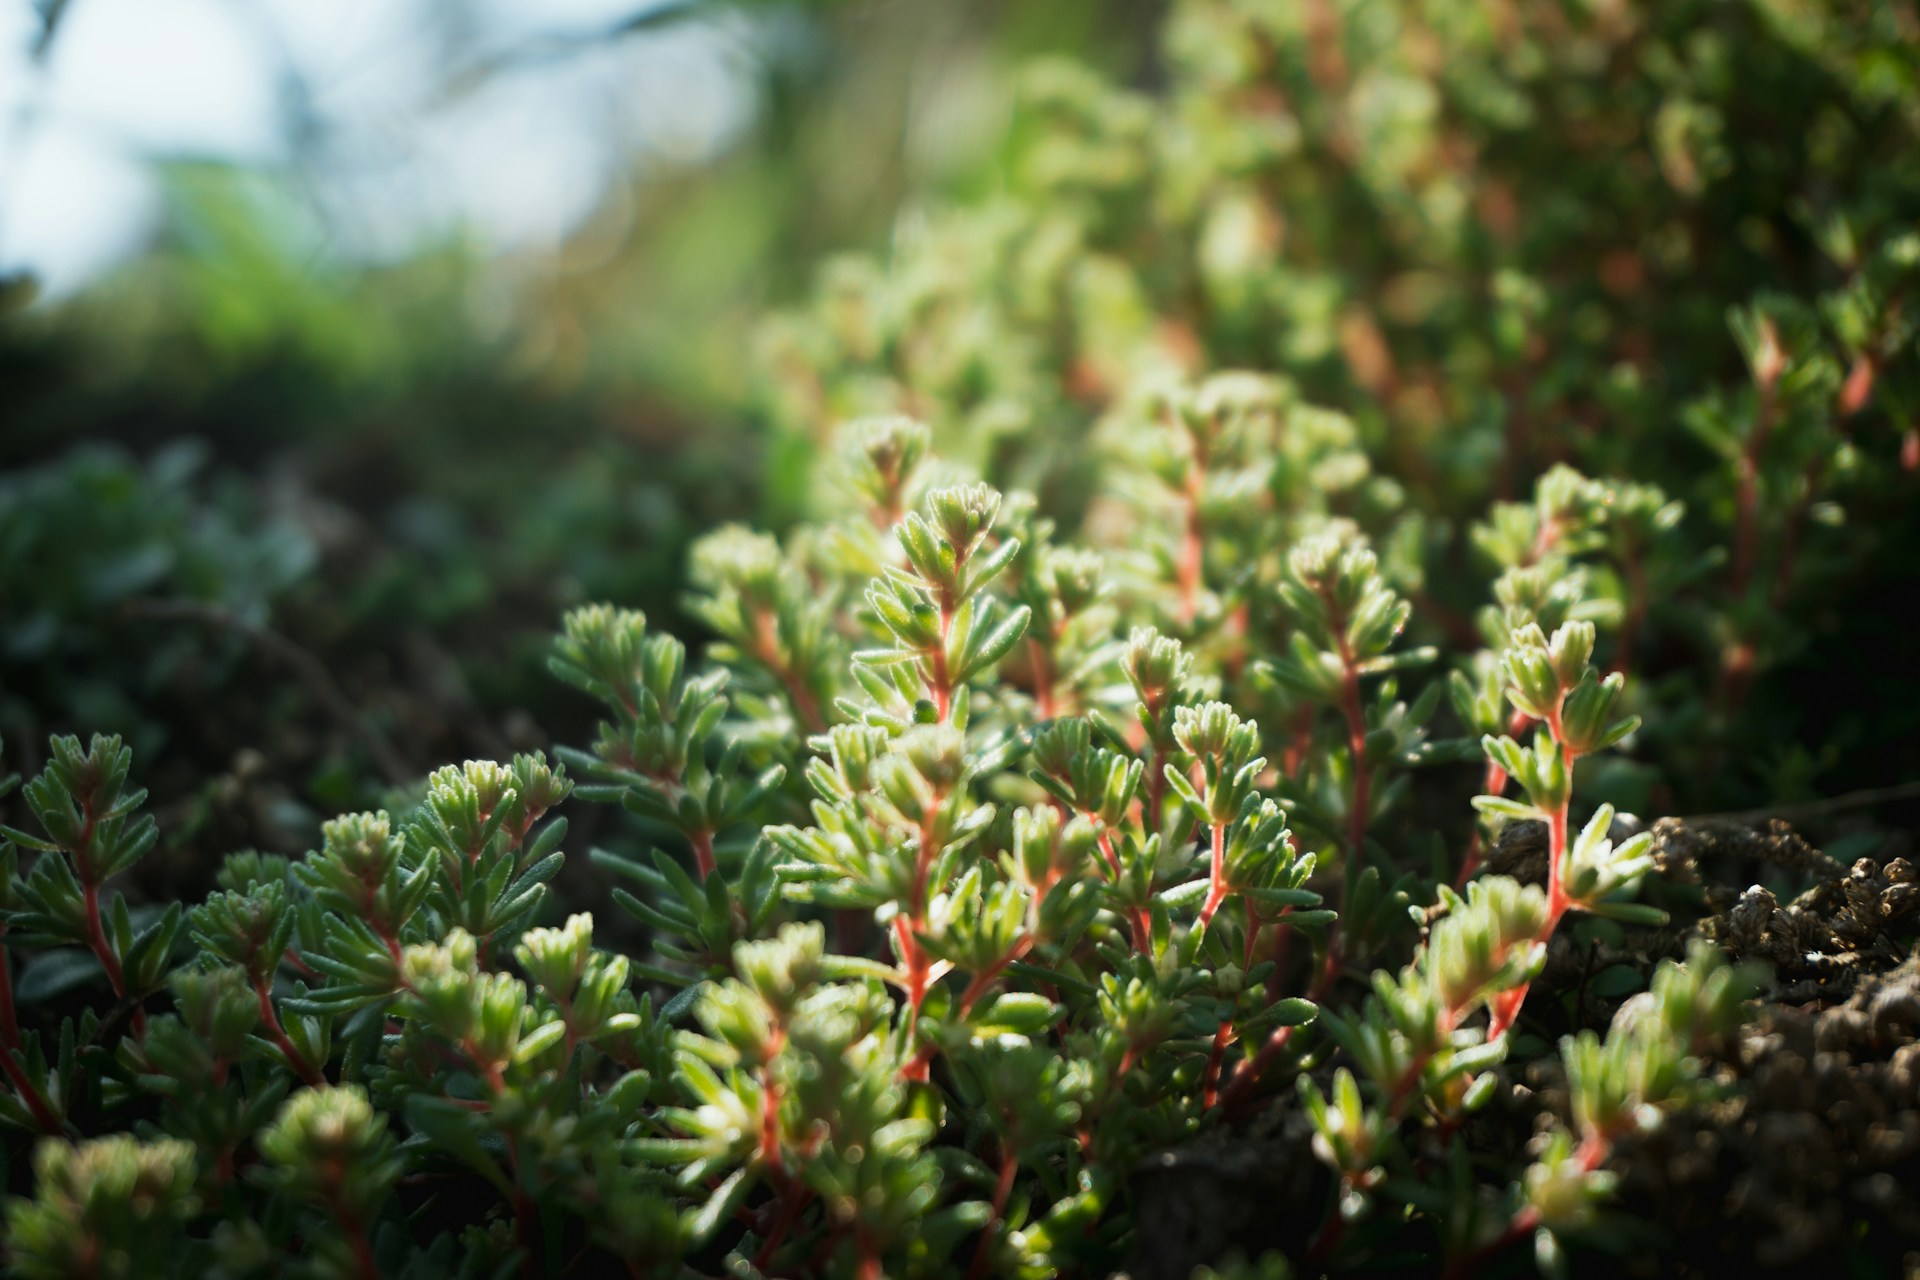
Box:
[82,882,142,1038]
[1338,642,1371,871]
[1202,1019,1236,1110]
[897,803,948,1082]
[1485,710,1580,1043]
[758,1027,787,1173]
[1219,1023,1300,1119]
[284,947,324,982]
[753,1179,809,1272]
[1176,470,1206,625]
[68,792,146,1038]
[1283,705,1315,779]
[956,938,1033,1019]
[1773,364,1877,608]
[1304,1198,1353,1270]
[689,828,717,882]
[895,916,930,1063]
[966,1151,1021,1280]
[460,1044,538,1280]
[0,923,19,1051]
[1198,823,1231,931]
[1029,617,1075,721]
[1145,739,1170,834]
[1092,826,1151,953]
[930,600,955,723]
[1323,625,1372,980]
[1439,1131,1613,1280]
[1218,933,1335,1117]
[0,1043,63,1135]
[1222,600,1251,682]
[752,608,827,734]
[1203,906,1280,1105]
[332,1202,381,1280]
[253,976,324,1087]
[901,932,1039,1080]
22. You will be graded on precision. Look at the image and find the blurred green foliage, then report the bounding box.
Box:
[0,1,1158,833]
[756,0,1920,813]
[0,442,314,758]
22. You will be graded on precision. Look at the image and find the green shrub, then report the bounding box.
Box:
[0,442,316,759]
[0,412,1778,1276]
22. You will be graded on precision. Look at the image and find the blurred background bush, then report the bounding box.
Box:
[0,0,1159,873]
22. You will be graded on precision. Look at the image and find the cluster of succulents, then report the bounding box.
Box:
[0,409,1794,1276]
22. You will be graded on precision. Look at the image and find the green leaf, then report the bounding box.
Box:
[12,950,105,1004]
[1582,900,1669,926]
[957,604,1032,682]
[514,1019,569,1063]
[686,1165,753,1248]
[404,1096,513,1195]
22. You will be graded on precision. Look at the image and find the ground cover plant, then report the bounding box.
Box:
[5,1,1920,1279]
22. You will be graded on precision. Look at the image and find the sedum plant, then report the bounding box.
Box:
[0,406,1775,1278]
[7,0,1919,1274]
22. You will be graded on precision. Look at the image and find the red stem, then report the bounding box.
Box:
[1304,1197,1351,1270]
[1283,705,1315,779]
[0,1042,64,1135]
[1145,740,1170,834]
[896,867,933,1084]
[1340,647,1372,875]
[957,938,1033,1020]
[753,609,826,734]
[757,1029,788,1179]
[284,947,324,982]
[1028,636,1057,721]
[334,1203,381,1280]
[1316,623,1372,985]
[1092,825,1151,952]
[1173,409,1210,626]
[82,881,143,1038]
[1440,1133,1611,1280]
[254,976,324,1087]
[1177,473,1205,625]
[1198,823,1231,931]
[1485,713,1579,1043]
[966,1152,1020,1280]
[855,1233,883,1280]
[1218,936,1337,1117]
[0,923,19,1051]
[929,595,957,723]
[689,829,716,881]
[1219,1024,1299,1119]
[1202,1019,1235,1110]
[753,1180,809,1272]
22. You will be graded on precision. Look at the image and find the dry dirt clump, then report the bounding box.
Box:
[1711,862,1918,1001]
[1583,819,1920,1275]
[1604,955,1920,1276]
